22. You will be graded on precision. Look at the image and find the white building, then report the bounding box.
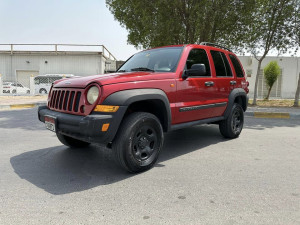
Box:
[0,44,299,99]
[0,44,117,89]
[238,56,300,99]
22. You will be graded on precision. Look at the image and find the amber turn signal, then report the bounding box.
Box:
[94,105,119,112]
[102,123,110,132]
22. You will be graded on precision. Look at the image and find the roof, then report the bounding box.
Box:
[0,44,117,60]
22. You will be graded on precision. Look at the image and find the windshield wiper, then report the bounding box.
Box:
[131,67,155,72]
[117,70,127,72]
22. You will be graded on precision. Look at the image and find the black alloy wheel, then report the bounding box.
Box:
[132,125,158,162]
[219,103,244,138]
[113,112,164,173]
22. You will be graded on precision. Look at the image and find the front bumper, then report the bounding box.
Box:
[38,106,127,144]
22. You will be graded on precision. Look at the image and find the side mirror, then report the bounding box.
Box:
[183,64,206,78]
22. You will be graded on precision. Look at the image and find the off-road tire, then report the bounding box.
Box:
[113,112,164,173]
[219,103,244,138]
[57,133,91,148]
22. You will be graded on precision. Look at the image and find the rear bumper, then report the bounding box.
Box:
[38,106,127,145]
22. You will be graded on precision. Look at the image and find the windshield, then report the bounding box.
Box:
[118,47,183,73]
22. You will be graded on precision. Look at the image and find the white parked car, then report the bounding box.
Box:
[2,82,30,94]
[34,74,76,94]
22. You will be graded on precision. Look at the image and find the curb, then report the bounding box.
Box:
[0,102,46,110]
[245,111,300,119]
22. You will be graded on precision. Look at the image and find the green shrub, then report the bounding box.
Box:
[264,61,280,100]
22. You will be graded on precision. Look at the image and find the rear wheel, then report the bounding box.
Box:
[57,133,90,148]
[113,112,164,173]
[219,103,244,138]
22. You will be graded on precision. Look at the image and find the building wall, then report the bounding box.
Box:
[0,53,106,82]
[238,56,300,99]
[1,52,299,98]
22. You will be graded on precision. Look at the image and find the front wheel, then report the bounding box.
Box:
[57,133,91,148]
[113,112,164,173]
[39,89,47,94]
[219,103,244,138]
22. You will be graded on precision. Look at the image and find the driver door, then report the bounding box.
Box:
[175,48,220,124]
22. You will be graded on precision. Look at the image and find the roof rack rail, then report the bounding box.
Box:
[200,42,232,52]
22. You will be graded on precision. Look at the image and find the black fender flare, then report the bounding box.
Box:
[224,88,248,118]
[102,88,172,131]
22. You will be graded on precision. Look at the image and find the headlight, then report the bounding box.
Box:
[87,86,99,104]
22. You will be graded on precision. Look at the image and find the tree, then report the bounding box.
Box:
[106,0,255,49]
[294,73,300,107]
[263,61,280,100]
[293,0,300,107]
[246,0,297,105]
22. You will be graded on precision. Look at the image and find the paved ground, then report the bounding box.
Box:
[0,95,47,105]
[0,108,300,225]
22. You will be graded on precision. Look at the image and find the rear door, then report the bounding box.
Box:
[209,50,235,116]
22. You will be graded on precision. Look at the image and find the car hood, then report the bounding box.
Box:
[53,72,174,88]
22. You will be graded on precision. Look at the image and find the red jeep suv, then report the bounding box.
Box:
[38,43,249,173]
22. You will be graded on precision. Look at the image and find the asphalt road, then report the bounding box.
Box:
[0,108,299,225]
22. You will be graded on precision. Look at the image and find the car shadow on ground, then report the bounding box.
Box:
[10,125,227,195]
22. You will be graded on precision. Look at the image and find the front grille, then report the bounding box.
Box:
[48,88,83,114]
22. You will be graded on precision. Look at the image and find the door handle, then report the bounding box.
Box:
[230,81,237,85]
[205,81,214,87]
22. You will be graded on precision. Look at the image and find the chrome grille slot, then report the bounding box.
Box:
[74,92,81,112]
[48,88,83,115]
[68,91,75,111]
[63,91,70,110]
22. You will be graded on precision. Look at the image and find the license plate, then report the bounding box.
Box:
[45,116,56,132]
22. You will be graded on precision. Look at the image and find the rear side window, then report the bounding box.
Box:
[186,49,211,76]
[229,55,244,77]
[210,50,232,77]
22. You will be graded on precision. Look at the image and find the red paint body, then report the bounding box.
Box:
[50,44,248,124]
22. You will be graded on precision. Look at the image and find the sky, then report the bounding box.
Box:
[0,0,138,60]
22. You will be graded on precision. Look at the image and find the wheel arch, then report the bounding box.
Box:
[102,89,172,132]
[224,88,248,119]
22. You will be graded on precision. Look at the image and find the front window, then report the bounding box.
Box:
[186,48,211,76]
[118,47,183,73]
[34,78,40,85]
